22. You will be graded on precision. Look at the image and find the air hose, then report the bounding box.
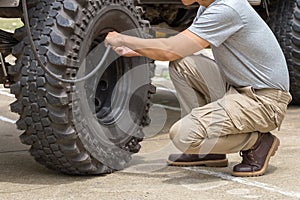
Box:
[22,0,111,83]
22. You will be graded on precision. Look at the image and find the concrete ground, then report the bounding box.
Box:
[1,66,300,199]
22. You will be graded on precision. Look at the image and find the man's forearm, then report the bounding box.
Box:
[120,35,182,61]
[106,30,209,61]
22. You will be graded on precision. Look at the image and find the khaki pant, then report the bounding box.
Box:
[169,54,292,154]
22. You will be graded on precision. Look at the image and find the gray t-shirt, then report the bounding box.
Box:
[188,0,289,91]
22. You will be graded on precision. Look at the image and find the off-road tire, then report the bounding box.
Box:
[267,0,300,104]
[8,0,155,175]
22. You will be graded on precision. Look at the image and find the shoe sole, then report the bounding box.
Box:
[167,158,228,167]
[231,136,280,177]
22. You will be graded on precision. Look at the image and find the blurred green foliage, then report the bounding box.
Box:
[0,18,23,32]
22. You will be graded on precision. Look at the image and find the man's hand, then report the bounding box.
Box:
[105,31,141,57]
[105,31,124,47]
[113,46,141,57]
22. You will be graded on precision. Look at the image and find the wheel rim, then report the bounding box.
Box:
[93,56,130,125]
[80,7,144,132]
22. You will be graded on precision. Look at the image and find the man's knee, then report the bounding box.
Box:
[169,120,180,142]
[169,57,193,70]
[169,116,205,153]
[169,58,183,69]
[169,57,196,82]
[169,121,189,153]
[169,58,183,79]
[169,56,212,80]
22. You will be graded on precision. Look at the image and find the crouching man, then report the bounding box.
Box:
[105,0,292,177]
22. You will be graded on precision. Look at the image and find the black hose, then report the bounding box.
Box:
[22,0,111,83]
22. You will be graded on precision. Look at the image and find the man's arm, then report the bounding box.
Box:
[105,29,210,61]
[112,46,142,57]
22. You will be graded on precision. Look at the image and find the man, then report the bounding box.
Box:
[105,0,292,177]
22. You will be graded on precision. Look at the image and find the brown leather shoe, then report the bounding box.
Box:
[232,132,280,177]
[167,154,228,167]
